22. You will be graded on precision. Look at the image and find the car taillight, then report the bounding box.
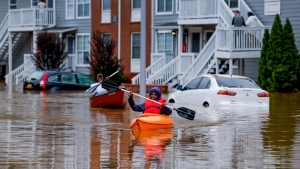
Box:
[217,90,236,96]
[40,72,48,89]
[257,92,269,97]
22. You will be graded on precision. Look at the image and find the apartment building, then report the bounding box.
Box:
[91,0,152,80]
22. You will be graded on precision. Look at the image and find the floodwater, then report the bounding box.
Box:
[0,83,300,169]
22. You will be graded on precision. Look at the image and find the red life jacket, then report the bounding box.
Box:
[144,97,166,114]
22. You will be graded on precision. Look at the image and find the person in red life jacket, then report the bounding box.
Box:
[128,87,172,115]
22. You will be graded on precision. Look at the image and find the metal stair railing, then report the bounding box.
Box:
[5,59,34,85]
[0,14,9,50]
[146,53,194,85]
[131,53,166,84]
[180,32,216,85]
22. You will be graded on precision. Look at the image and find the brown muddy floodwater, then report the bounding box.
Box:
[0,83,300,169]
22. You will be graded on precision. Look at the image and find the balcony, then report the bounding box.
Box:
[178,0,218,25]
[9,8,55,31]
[215,27,269,59]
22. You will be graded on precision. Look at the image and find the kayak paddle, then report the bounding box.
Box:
[102,80,196,120]
[85,70,120,93]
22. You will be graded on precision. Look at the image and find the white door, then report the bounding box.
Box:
[188,31,202,56]
[66,35,75,70]
[176,77,203,104]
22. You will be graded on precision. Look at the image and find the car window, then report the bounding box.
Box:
[77,74,95,85]
[61,73,77,84]
[183,77,203,90]
[206,81,211,88]
[215,77,259,88]
[48,74,61,82]
[198,77,210,89]
[27,71,45,80]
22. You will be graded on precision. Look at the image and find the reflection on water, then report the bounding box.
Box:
[1,83,300,168]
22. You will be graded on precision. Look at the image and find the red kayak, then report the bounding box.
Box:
[90,89,129,108]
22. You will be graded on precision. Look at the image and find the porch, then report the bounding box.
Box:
[9,8,56,31]
[132,26,268,88]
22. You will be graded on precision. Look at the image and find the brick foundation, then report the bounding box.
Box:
[120,83,168,94]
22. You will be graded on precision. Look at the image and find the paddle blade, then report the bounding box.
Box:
[102,80,120,91]
[85,84,99,93]
[174,107,196,120]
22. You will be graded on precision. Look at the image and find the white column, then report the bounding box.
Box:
[215,58,219,74]
[33,31,37,54]
[118,0,121,61]
[229,58,233,75]
[178,25,183,55]
[8,31,12,73]
[140,0,146,96]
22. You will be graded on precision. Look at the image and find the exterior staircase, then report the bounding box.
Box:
[1,8,56,85]
[132,0,266,89]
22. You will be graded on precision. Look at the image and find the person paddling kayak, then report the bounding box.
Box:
[128,87,172,115]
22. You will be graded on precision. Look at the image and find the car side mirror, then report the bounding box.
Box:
[177,85,182,91]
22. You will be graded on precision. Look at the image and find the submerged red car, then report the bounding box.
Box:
[23,70,96,90]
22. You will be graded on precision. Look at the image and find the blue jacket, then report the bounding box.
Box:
[128,87,172,115]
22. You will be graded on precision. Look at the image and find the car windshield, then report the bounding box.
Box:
[27,71,45,80]
[215,77,259,88]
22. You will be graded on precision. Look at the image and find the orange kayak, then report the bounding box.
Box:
[130,113,174,130]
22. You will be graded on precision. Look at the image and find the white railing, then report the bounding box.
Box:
[9,8,55,27]
[0,14,9,45]
[64,54,76,71]
[15,64,35,84]
[216,27,267,51]
[5,59,34,85]
[181,32,216,85]
[240,0,264,27]
[218,0,235,26]
[151,53,165,64]
[146,53,194,84]
[132,53,166,84]
[179,0,218,19]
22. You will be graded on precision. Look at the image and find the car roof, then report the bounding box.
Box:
[199,74,250,79]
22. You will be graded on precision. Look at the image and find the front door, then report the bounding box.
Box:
[191,33,201,53]
[66,36,75,70]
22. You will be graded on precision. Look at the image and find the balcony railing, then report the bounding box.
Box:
[179,0,218,19]
[9,8,55,28]
[216,27,269,51]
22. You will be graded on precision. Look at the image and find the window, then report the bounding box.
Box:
[224,0,239,9]
[183,77,203,90]
[198,77,211,89]
[131,33,141,59]
[61,74,77,84]
[77,0,90,18]
[27,71,44,80]
[157,0,173,13]
[157,32,173,53]
[102,33,111,42]
[102,0,110,10]
[32,0,38,7]
[132,0,141,9]
[10,0,17,9]
[66,0,75,19]
[48,75,61,82]
[215,77,259,88]
[76,34,90,65]
[77,74,95,85]
[176,0,179,13]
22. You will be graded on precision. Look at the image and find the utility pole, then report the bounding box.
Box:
[140,0,146,96]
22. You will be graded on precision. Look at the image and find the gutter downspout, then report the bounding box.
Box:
[118,0,121,62]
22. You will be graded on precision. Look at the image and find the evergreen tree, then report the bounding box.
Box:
[258,28,270,90]
[272,18,299,92]
[266,14,283,92]
[88,30,126,84]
